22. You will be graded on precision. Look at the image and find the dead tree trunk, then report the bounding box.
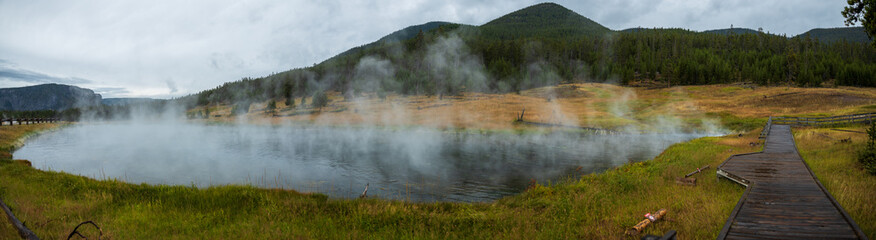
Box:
[0,198,40,240]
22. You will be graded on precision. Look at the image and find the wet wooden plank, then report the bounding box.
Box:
[716,124,868,239]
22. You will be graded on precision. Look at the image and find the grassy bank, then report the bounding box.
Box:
[795,127,876,239]
[1,123,767,239]
[194,84,876,131]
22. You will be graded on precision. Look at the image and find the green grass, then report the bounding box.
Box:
[706,112,766,132]
[1,123,759,239]
[795,127,876,239]
[10,122,872,238]
[719,87,743,93]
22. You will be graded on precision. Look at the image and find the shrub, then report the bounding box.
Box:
[266,100,277,115]
[312,91,329,109]
[285,97,295,108]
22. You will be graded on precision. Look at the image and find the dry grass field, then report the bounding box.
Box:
[193,84,876,132]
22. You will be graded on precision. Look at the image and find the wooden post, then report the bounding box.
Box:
[517,106,526,122]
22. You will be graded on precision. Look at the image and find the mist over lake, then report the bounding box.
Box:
[15,122,707,202]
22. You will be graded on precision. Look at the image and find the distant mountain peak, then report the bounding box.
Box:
[491,2,573,19]
[480,2,609,39]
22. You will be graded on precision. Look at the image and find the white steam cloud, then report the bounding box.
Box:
[13,30,730,203]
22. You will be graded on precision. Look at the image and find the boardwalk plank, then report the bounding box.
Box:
[716,125,867,240]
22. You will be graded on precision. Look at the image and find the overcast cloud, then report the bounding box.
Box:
[0,0,849,98]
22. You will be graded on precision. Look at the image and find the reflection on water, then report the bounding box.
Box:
[15,123,706,202]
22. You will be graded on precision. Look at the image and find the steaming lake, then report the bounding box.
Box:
[15,123,707,202]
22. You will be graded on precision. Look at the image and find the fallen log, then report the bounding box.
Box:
[626,208,668,235]
[0,197,40,240]
[684,165,710,178]
[359,183,369,199]
[831,128,866,134]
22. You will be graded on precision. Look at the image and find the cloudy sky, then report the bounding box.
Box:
[0,0,850,98]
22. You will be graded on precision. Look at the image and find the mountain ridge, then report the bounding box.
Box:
[0,83,101,111]
[703,28,761,35]
[322,21,462,64]
[183,1,875,107]
[798,26,869,43]
[479,2,610,39]
[6,2,872,111]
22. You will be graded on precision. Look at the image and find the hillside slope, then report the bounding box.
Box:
[479,2,610,39]
[181,2,876,108]
[0,84,101,111]
[798,27,870,43]
[323,21,460,64]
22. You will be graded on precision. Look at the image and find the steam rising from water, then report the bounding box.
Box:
[16,123,707,202]
[15,29,729,202]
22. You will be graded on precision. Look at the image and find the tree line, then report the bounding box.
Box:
[180,25,876,108]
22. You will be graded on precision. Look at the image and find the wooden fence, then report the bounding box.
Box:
[0,118,59,126]
[770,112,876,126]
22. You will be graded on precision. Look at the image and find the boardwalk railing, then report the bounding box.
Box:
[772,112,876,126]
[758,116,772,139]
[0,118,59,126]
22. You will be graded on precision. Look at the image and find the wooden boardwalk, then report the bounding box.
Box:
[716,125,868,240]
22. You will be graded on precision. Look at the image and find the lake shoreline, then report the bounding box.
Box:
[14,122,709,202]
[1,119,872,238]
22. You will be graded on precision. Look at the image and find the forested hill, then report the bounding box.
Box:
[181,2,876,108]
[798,27,870,43]
[703,28,761,35]
[0,84,101,111]
[323,21,459,64]
[478,2,610,39]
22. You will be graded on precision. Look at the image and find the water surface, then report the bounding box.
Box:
[15,123,706,202]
